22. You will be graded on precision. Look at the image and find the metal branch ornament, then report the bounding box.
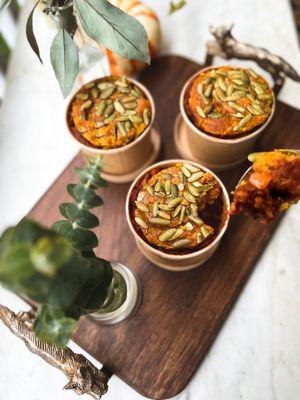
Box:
[0,305,108,399]
[207,25,300,90]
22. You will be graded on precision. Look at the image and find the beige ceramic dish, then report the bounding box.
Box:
[125,159,230,271]
[177,66,276,171]
[66,77,160,183]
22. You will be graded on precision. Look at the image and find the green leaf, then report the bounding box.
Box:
[11,219,56,246]
[34,305,77,347]
[0,242,34,284]
[59,203,99,228]
[0,0,11,11]
[169,0,187,14]
[26,1,42,63]
[52,220,98,251]
[75,0,150,63]
[74,183,103,208]
[75,166,108,188]
[30,236,73,278]
[50,28,79,98]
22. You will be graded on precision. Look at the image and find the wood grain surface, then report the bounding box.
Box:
[28,56,300,399]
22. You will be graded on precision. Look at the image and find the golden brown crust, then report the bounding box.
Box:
[231,150,300,223]
[184,66,273,138]
[130,163,226,253]
[69,77,151,149]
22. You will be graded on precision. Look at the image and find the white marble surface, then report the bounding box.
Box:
[0,0,300,399]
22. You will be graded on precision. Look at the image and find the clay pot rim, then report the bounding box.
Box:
[125,159,231,261]
[179,65,276,145]
[66,76,155,155]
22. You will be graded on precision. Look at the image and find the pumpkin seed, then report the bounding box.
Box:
[104,104,114,117]
[143,108,151,125]
[217,77,226,92]
[258,93,273,100]
[210,69,216,78]
[190,204,199,218]
[114,100,125,113]
[188,215,204,225]
[183,191,196,203]
[118,87,130,93]
[76,93,89,100]
[184,222,194,231]
[115,79,128,87]
[178,182,185,192]
[226,84,234,97]
[231,78,244,85]
[101,87,115,99]
[204,103,213,114]
[152,201,158,217]
[154,180,161,192]
[117,122,127,137]
[135,201,149,212]
[172,229,184,240]
[208,112,222,118]
[124,110,136,116]
[124,101,137,109]
[131,89,142,97]
[192,181,202,188]
[162,173,172,179]
[84,82,95,89]
[158,211,171,220]
[146,184,154,195]
[97,82,114,90]
[159,203,171,211]
[150,217,170,226]
[179,206,186,223]
[116,115,129,122]
[251,81,264,95]
[196,105,206,118]
[81,100,92,110]
[184,163,198,173]
[232,112,245,118]
[247,105,261,115]
[122,95,136,103]
[188,184,200,196]
[173,204,182,218]
[197,83,203,95]
[225,91,245,101]
[248,68,258,78]
[173,239,191,248]
[95,100,106,115]
[94,121,105,128]
[168,197,182,208]
[125,121,132,132]
[215,88,226,101]
[165,180,171,195]
[197,232,205,244]
[91,88,99,99]
[181,166,192,178]
[201,226,212,238]
[159,229,176,242]
[233,113,252,131]
[135,217,148,229]
[188,171,204,182]
[129,115,143,123]
[171,184,178,198]
[228,102,245,113]
[204,83,213,97]
[198,183,214,192]
[216,69,227,77]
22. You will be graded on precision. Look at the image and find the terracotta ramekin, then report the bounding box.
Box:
[125,159,230,271]
[178,66,276,171]
[66,77,160,183]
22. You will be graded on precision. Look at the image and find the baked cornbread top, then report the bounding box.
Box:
[184,66,273,138]
[69,76,152,149]
[131,162,226,253]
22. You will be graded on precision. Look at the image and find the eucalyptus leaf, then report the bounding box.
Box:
[75,166,108,188]
[50,28,79,98]
[73,183,103,208]
[169,0,187,14]
[26,1,42,63]
[59,203,99,228]
[75,0,150,63]
[34,305,77,347]
[52,220,98,251]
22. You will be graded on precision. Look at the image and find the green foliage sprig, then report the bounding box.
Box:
[0,156,113,347]
[169,0,187,14]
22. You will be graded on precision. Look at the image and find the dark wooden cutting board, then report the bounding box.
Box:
[28,55,300,399]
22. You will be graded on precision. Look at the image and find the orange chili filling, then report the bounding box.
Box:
[184,66,273,138]
[68,76,152,149]
[130,162,227,254]
[231,150,300,223]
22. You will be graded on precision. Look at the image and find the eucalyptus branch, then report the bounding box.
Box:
[0,156,113,347]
